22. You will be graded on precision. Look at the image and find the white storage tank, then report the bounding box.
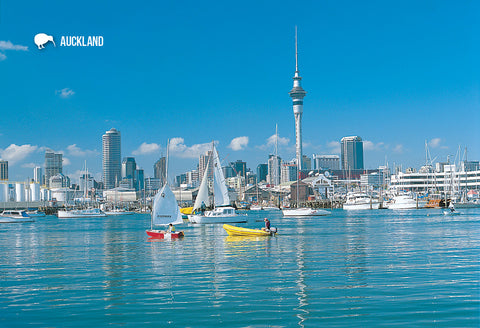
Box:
[24,187,31,202]
[30,183,40,201]
[4,184,9,202]
[15,183,25,202]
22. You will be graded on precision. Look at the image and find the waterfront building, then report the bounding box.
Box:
[341,136,364,171]
[289,27,306,171]
[0,160,8,181]
[390,162,480,193]
[256,163,268,182]
[313,154,340,171]
[45,151,63,188]
[267,154,281,186]
[281,163,298,184]
[175,174,187,187]
[154,157,166,186]
[33,166,42,184]
[102,128,121,190]
[360,172,382,188]
[79,173,94,192]
[186,170,199,187]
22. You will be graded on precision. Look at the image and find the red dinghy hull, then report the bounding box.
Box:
[146,230,184,239]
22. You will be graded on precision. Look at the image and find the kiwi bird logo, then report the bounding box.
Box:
[34,33,56,49]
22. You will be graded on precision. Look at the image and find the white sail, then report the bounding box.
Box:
[193,158,211,212]
[212,145,230,206]
[152,184,183,226]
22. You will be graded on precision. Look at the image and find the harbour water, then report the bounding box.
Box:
[1,209,479,327]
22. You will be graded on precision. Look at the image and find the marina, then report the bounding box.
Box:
[0,209,479,326]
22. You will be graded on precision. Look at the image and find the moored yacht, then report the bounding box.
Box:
[343,192,380,210]
[0,210,34,223]
[282,207,330,217]
[57,208,107,218]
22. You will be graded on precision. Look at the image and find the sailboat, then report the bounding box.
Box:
[146,140,185,239]
[189,143,247,224]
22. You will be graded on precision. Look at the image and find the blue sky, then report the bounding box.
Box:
[0,0,479,182]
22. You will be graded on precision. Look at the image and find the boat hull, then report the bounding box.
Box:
[189,215,247,224]
[57,210,107,218]
[146,230,184,239]
[282,208,330,217]
[223,224,275,236]
[343,202,380,210]
[0,217,34,223]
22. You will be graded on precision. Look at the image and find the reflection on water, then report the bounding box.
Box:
[0,209,479,327]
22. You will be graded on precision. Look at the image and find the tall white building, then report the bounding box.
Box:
[267,155,281,186]
[45,151,62,188]
[102,128,121,190]
[34,166,42,184]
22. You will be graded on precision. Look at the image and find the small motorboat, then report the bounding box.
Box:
[223,224,277,237]
[146,230,184,239]
[443,210,461,216]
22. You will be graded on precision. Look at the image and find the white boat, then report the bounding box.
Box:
[104,209,135,215]
[189,143,245,224]
[146,140,185,239]
[343,192,380,210]
[282,208,330,217]
[0,210,34,223]
[386,193,425,210]
[57,208,107,218]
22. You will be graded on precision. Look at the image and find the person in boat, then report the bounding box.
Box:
[262,218,271,232]
[200,201,206,214]
[168,223,175,233]
[449,203,456,213]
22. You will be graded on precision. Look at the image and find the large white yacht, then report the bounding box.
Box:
[57,208,107,218]
[343,192,380,210]
[0,210,35,223]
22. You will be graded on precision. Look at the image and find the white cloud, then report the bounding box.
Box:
[67,144,98,157]
[0,41,28,51]
[0,144,38,165]
[169,138,214,158]
[326,141,341,154]
[0,41,28,61]
[228,136,249,151]
[62,157,71,166]
[393,144,404,153]
[363,140,386,151]
[56,88,75,99]
[132,142,161,155]
[267,134,289,147]
[429,138,442,148]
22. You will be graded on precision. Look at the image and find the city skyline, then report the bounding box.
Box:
[1,1,478,182]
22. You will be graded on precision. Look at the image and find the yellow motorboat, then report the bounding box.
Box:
[223,224,277,236]
[180,207,193,215]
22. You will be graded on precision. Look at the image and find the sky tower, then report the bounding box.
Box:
[289,26,306,171]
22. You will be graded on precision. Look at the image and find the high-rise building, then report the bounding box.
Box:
[102,128,121,190]
[289,27,306,171]
[256,164,268,182]
[154,157,166,186]
[232,160,247,178]
[135,168,144,191]
[0,160,8,180]
[281,163,298,184]
[267,155,281,185]
[341,136,364,170]
[313,155,340,170]
[33,166,42,184]
[222,166,235,179]
[45,151,62,187]
[302,155,311,171]
[122,157,137,179]
[199,151,213,181]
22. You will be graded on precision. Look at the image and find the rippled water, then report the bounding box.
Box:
[1,209,479,327]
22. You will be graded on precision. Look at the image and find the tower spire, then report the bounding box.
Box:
[289,26,306,171]
[295,25,298,72]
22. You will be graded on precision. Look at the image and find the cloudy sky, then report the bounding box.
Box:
[0,0,479,182]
